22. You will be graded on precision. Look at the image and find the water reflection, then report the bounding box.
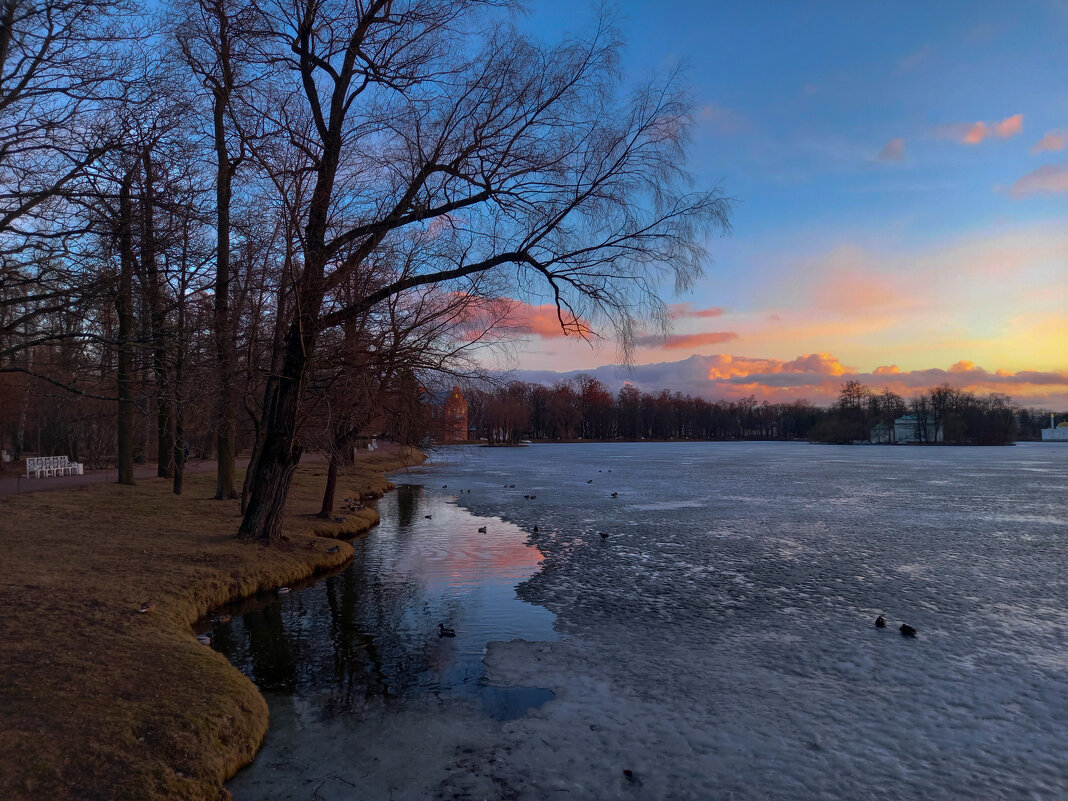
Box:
[206,484,556,721]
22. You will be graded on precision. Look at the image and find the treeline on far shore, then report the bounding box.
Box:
[465,377,1061,446]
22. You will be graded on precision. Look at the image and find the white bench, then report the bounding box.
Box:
[24,455,83,478]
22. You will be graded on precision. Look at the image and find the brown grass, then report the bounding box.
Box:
[0,446,424,801]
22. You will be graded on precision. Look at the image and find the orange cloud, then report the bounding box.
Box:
[457,298,593,342]
[693,355,1068,406]
[517,354,1068,408]
[638,331,738,350]
[704,352,851,381]
[936,114,1023,144]
[667,303,726,319]
[510,301,591,338]
[1031,131,1067,154]
[1008,164,1068,198]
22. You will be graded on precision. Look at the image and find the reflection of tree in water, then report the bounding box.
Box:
[393,483,423,530]
[244,603,298,692]
[212,536,452,715]
[320,546,440,716]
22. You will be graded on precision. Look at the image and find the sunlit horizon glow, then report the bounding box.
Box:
[496,1,1068,408]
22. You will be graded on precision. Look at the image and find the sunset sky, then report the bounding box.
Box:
[493,1,1068,407]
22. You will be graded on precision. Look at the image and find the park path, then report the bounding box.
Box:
[0,459,245,497]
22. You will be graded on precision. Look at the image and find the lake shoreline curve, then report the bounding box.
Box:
[0,445,424,801]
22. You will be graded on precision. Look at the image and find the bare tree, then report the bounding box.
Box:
[235,2,731,541]
[0,0,137,362]
[175,0,262,498]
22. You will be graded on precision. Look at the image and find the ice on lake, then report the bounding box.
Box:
[223,441,1067,800]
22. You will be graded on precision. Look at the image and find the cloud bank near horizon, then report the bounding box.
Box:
[511,353,1068,409]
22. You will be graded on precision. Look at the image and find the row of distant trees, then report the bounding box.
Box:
[808,380,1021,445]
[462,377,1058,445]
[0,1,729,539]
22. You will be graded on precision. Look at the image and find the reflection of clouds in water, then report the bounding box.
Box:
[212,485,556,726]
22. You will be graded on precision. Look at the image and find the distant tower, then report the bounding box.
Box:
[443,386,468,442]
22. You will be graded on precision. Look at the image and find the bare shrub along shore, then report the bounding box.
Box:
[0,446,423,801]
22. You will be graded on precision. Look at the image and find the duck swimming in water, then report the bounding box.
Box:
[899,623,917,637]
[438,623,456,637]
[875,615,887,628]
[477,526,487,533]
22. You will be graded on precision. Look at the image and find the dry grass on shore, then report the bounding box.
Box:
[0,447,424,801]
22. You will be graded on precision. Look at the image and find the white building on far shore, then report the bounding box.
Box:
[1040,413,1068,441]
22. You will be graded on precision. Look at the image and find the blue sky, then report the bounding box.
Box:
[499,1,1068,405]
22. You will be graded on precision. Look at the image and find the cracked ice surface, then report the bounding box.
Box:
[229,441,1067,800]
[439,442,1067,800]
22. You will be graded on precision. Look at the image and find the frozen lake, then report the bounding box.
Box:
[220,442,1067,800]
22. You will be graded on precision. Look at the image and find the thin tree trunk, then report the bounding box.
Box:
[115,172,136,485]
[173,356,185,495]
[318,423,353,518]
[213,83,238,499]
[142,147,173,478]
[173,225,189,496]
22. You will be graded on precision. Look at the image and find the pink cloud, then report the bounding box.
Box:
[458,298,593,342]
[963,122,988,144]
[638,331,739,350]
[1008,164,1068,198]
[877,137,906,163]
[1031,131,1067,154]
[511,302,591,338]
[667,303,726,319]
[994,114,1023,138]
[874,365,901,375]
[936,114,1023,145]
[698,103,749,136]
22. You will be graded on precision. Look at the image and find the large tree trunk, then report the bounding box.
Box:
[237,318,317,540]
[115,172,136,485]
[241,266,291,514]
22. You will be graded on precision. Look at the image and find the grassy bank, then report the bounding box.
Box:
[0,446,424,801]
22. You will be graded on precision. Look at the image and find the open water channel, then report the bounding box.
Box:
[208,442,1067,800]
